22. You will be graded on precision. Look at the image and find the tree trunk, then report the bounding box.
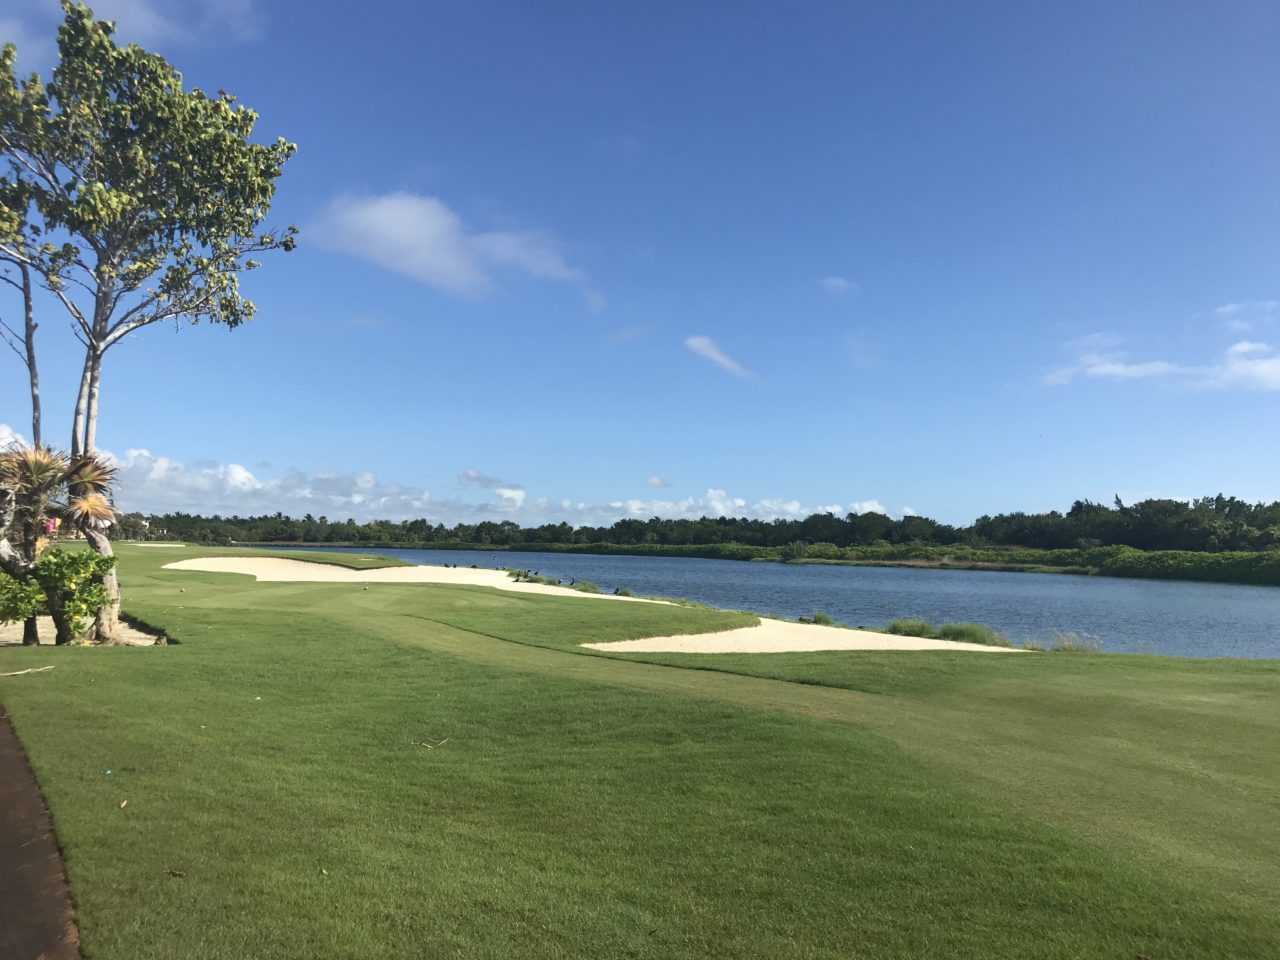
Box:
[83,350,102,455]
[21,617,39,645]
[45,591,76,646]
[70,351,93,457]
[82,525,120,644]
[18,263,40,448]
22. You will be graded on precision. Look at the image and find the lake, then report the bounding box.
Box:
[269,546,1280,658]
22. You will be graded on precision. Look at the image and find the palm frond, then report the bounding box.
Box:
[62,493,118,527]
[65,454,118,498]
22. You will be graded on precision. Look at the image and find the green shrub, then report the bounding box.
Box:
[570,580,603,594]
[780,540,809,561]
[937,622,1014,647]
[885,619,937,638]
[505,569,560,586]
[811,611,835,626]
[614,587,634,597]
[0,572,44,624]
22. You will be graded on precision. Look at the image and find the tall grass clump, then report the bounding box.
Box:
[1050,631,1103,652]
[570,580,603,594]
[885,619,937,638]
[937,622,1014,647]
[505,569,561,586]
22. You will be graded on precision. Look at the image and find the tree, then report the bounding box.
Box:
[0,2,296,639]
[0,3,297,456]
[0,445,118,644]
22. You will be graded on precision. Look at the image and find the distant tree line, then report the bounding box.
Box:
[120,494,1280,554]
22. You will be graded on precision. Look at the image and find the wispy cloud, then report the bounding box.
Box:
[845,329,880,370]
[1213,300,1278,334]
[312,192,603,310]
[4,0,263,57]
[820,276,857,295]
[684,335,753,378]
[1046,336,1280,391]
[646,475,669,488]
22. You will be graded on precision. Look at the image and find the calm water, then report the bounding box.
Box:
[271,546,1280,659]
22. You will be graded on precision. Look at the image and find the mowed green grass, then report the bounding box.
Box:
[0,546,1276,959]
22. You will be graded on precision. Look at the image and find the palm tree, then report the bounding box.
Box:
[0,444,118,644]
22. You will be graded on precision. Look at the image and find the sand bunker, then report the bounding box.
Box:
[584,619,1025,654]
[161,556,646,602]
[162,557,1019,654]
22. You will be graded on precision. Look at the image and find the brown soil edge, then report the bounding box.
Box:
[0,708,82,960]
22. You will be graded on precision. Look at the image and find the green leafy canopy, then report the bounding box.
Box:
[0,1,297,347]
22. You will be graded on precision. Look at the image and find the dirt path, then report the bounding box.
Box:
[0,709,81,960]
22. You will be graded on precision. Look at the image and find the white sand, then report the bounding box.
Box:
[161,556,1021,654]
[584,619,1025,654]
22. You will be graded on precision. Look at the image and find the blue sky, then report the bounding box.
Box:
[2,0,1278,525]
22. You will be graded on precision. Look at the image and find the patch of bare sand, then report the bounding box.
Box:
[584,619,1026,653]
[0,617,161,647]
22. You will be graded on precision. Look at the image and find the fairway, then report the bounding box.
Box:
[2,545,1278,959]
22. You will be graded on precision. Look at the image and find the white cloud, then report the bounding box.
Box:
[493,486,526,510]
[848,500,888,516]
[312,192,602,309]
[3,0,262,57]
[646,475,669,487]
[845,329,880,370]
[1047,336,1280,391]
[459,468,504,489]
[902,506,918,517]
[684,335,753,378]
[1213,300,1278,334]
[1046,353,1184,385]
[1204,341,1280,391]
[2,424,914,526]
[820,276,857,295]
[0,422,29,449]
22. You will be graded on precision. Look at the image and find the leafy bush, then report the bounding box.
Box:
[34,548,116,639]
[884,619,937,638]
[0,573,43,624]
[937,622,1013,647]
[780,540,809,561]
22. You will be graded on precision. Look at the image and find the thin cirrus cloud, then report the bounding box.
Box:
[311,192,604,311]
[1045,336,1280,391]
[684,335,753,378]
[646,475,669,488]
[1213,300,1278,333]
[820,275,857,295]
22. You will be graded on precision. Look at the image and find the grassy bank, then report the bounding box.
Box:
[1,545,1277,958]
